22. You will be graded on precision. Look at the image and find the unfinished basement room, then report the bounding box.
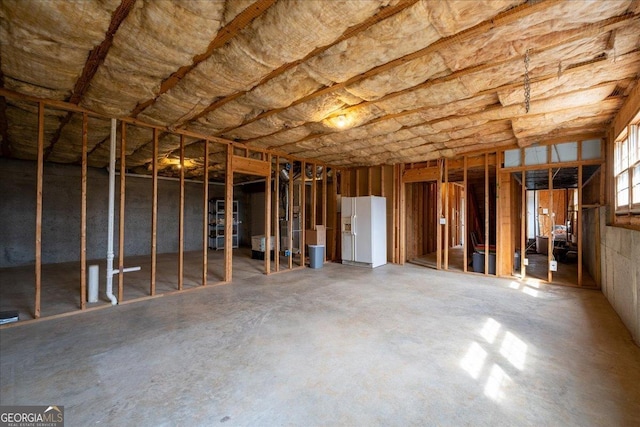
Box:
[1,0,639,425]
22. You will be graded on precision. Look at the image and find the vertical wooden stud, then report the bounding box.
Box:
[178,135,185,290]
[355,168,360,197]
[548,167,553,283]
[202,140,209,286]
[463,156,468,273]
[367,167,372,196]
[322,165,328,263]
[444,159,449,270]
[437,160,443,270]
[150,128,158,295]
[80,113,88,310]
[265,154,272,274]
[118,121,126,301]
[224,144,233,281]
[300,161,306,266]
[274,156,280,272]
[288,159,294,270]
[311,163,317,227]
[521,170,526,278]
[578,165,583,286]
[399,164,406,265]
[35,101,44,319]
[484,153,490,276]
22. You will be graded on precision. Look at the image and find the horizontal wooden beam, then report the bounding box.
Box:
[232,154,271,177]
[447,154,497,170]
[402,166,439,183]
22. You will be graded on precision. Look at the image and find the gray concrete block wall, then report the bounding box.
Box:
[597,207,640,345]
[0,158,226,268]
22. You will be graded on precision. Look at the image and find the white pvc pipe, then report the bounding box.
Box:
[88,265,99,303]
[106,118,118,305]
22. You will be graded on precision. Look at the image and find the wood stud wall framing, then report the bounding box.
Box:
[10,88,612,319]
[118,122,126,301]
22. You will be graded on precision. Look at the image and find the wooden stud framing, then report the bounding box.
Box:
[322,165,328,263]
[265,154,272,274]
[150,128,158,295]
[178,135,185,290]
[495,151,501,277]
[484,153,489,276]
[288,159,294,270]
[224,144,233,281]
[463,156,468,273]
[80,113,88,310]
[368,167,373,196]
[202,140,209,286]
[35,101,44,319]
[548,167,553,283]
[274,156,280,272]
[300,161,306,266]
[311,163,317,227]
[521,170,526,278]
[444,159,449,270]
[118,121,126,301]
[436,160,443,270]
[578,165,583,286]
[399,164,406,264]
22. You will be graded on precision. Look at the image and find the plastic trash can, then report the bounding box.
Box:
[309,245,324,269]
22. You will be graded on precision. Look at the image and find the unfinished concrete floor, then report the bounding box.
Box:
[0,248,293,320]
[1,263,639,426]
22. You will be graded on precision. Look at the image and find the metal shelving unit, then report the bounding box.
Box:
[209,199,239,250]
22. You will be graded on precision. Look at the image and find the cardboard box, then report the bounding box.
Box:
[251,235,274,252]
[305,225,326,246]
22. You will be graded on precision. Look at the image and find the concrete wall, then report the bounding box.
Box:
[0,158,226,268]
[582,208,601,286]
[591,207,640,345]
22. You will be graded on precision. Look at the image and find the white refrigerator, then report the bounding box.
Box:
[341,196,387,268]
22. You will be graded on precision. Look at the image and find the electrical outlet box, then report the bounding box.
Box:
[549,260,558,272]
[523,258,529,266]
[439,217,446,225]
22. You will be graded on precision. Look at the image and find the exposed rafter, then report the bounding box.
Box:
[206,0,565,138]
[129,0,278,118]
[44,0,136,160]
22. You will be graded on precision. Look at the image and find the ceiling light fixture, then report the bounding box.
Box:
[336,114,347,128]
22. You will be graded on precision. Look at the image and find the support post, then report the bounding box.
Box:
[80,113,87,310]
[322,165,327,263]
[578,164,583,286]
[224,144,233,281]
[178,135,185,290]
[202,140,209,286]
[484,153,489,276]
[288,159,294,270]
[444,159,449,270]
[521,170,526,278]
[548,167,553,283]
[274,156,280,272]
[399,164,406,265]
[301,161,306,266]
[265,154,272,274]
[437,160,442,270]
[311,163,317,227]
[463,156,468,273]
[150,128,158,295]
[35,102,44,318]
[118,121,126,302]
